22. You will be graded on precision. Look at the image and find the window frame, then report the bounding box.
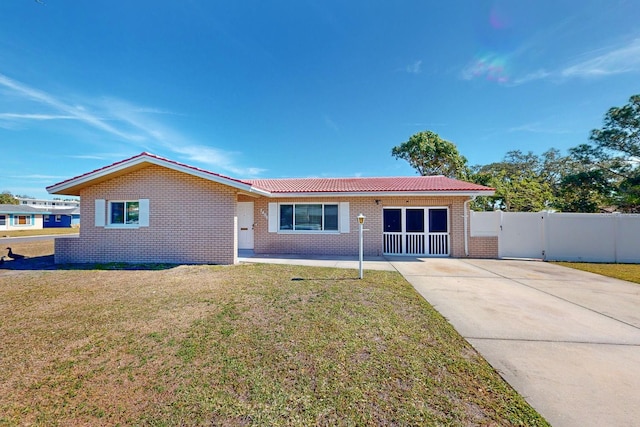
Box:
[278,202,340,233]
[108,200,140,228]
[14,215,32,226]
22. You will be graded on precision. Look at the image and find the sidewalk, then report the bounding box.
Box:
[238,251,396,271]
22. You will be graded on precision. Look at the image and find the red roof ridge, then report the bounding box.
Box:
[47,152,252,191]
[46,152,146,191]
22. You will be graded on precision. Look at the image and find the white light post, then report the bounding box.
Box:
[357,213,366,279]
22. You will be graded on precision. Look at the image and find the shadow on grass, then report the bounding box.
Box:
[290,276,368,282]
[0,255,180,271]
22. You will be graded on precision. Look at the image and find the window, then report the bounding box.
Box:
[0,215,5,226]
[406,209,425,233]
[429,208,448,233]
[96,199,148,228]
[279,203,339,231]
[383,209,402,232]
[110,201,140,225]
[55,215,62,222]
[15,215,30,225]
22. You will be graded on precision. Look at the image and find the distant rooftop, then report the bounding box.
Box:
[16,197,79,209]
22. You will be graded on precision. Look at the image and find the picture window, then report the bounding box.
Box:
[279,203,339,232]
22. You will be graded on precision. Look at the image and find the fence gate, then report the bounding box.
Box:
[498,212,545,259]
[383,207,450,256]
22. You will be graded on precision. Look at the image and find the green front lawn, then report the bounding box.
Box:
[0,241,548,425]
[555,262,640,284]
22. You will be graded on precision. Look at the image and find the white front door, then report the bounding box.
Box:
[238,202,254,250]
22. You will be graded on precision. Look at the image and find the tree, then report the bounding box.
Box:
[554,144,613,212]
[391,131,469,179]
[0,191,19,204]
[590,94,640,158]
[582,94,640,212]
[469,150,558,212]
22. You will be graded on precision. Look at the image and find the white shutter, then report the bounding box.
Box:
[95,199,106,227]
[339,202,350,233]
[139,199,150,227]
[268,203,278,233]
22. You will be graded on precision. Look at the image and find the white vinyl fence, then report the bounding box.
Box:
[471,211,640,263]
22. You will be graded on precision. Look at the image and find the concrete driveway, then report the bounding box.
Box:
[390,257,640,427]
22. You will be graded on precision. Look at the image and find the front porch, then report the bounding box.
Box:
[382,207,450,256]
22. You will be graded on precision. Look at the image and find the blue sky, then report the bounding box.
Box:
[1,1,640,199]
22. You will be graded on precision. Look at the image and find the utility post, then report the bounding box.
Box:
[357,213,366,279]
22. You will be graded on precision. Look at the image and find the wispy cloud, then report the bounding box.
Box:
[406,60,422,74]
[69,154,110,160]
[98,97,266,177]
[511,70,552,86]
[509,37,640,86]
[561,38,640,77]
[461,53,508,83]
[0,113,77,120]
[13,174,66,180]
[0,73,265,177]
[507,122,574,135]
[461,35,640,86]
[323,115,339,132]
[0,73,141,140]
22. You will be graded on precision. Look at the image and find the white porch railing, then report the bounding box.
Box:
[383,232,403,254]
[383,232,449,256]
[428,233,449,255]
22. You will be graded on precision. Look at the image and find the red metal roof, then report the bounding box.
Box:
[247,176,493,193]
[47,152,494,196]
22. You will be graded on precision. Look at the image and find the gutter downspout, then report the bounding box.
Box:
[463,197,476,257]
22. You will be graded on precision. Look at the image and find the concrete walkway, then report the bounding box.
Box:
[242,253,640,426]
[238,252,397,271]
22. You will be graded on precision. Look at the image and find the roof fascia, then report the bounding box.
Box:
[0,210,46,215]
[48,154,270,196]
[263,190,495,198]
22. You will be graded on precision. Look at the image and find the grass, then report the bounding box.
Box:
[1,227,79,238]
[555,262,640,284]
[1,240,55,259]
[0,241,549,426]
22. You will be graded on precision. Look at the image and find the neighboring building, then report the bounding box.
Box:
[0,205,45,231]
[8,197,80,230]
[16,197,79,210]
[47,152,496,265]
[0,204,79,231]
[43,207,81,228]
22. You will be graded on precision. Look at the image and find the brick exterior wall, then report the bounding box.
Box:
[468,236,499,258]
[55,166,497,265]
[251,195,497,258]
[55,165,237,265]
